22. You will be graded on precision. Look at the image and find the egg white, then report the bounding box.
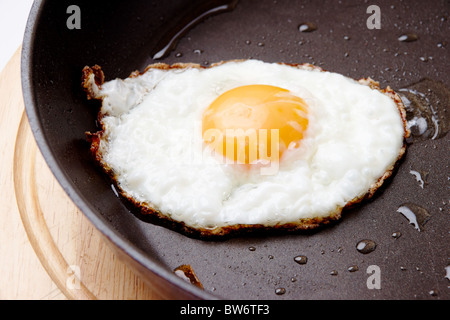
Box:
[86,60,406,233]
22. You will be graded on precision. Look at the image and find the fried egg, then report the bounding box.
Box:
[82,59,409,238]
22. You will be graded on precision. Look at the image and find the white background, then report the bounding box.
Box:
[0,0,34,72]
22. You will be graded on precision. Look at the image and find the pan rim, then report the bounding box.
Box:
[20,0,216,300]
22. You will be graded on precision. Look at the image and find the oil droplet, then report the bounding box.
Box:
[419,56,429,62]
[429,290,438,297]
[396,203,431,231]
[111,184,119,197]
[330,270,338,276]
[392,231,402,239]
[445,265,450,281]
[398,33,419,42]
[294,255,308,265]
[275,287,286,295]
[173,264,204,289]
[193,49,203,55]
[348,265,359,272]
[248,246,256,251]
[399,78,449,142]
[356,239,377,254]
[298,22,317,32]
[409,170,426,189]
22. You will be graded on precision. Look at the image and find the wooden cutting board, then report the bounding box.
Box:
[0,47,164,300]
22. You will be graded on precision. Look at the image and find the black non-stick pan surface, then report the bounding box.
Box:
[22,0,449,300]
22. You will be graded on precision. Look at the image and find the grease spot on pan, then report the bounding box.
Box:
[398,78,449,142]
[275,287,286,295]
[398,33,419,42]
[396,203,431,232]
[174,264,204,289]
[293,255,308,265]
[356,239,377,254]
[298,22,317,32]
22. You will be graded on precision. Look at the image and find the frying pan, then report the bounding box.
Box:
[22,0,449,300]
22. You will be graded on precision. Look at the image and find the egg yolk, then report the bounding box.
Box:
[202,84,309,164]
